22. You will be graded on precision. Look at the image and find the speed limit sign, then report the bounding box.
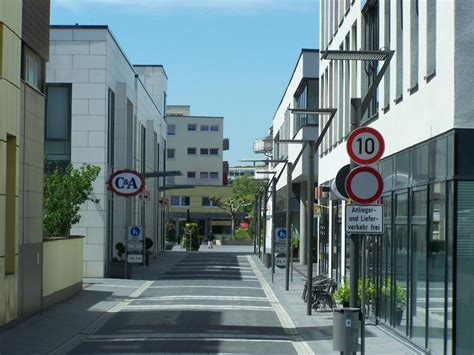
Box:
[347,127,385,165]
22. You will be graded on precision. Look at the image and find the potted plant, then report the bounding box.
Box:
[381,279,407,325]
[109,242,131,278]
[333,279,350,307]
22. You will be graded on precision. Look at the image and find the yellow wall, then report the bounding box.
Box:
[43,238,84,298]
[0,0,22,327]
[168,185,233,214]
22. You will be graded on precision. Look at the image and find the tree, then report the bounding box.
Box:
[210,174,263,237]
[43,164,101,237]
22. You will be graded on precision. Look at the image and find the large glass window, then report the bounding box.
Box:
[380,194,393,323]
[394,192,408,334]
[456,182,474,354]
[410,188,427,348]
[45,84,72,170]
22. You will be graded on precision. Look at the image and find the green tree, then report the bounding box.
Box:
[210,174,263,237]
[43,164,101,237]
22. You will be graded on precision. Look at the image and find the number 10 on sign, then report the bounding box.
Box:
[347,127,385,165]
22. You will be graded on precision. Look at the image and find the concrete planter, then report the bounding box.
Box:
[220,240,253,246]
[109,261,132,279]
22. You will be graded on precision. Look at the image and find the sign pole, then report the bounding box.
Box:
[271,177,276,283]
[285,162,292,291]
[306,141,315,316]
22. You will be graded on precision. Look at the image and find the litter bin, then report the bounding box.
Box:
[333,307,361,353]
[264,253,272,268]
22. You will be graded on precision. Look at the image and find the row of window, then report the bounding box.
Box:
[187,171,219,179]
[167,148,219,158]
[167,124,219,135]
[170,196,218,207]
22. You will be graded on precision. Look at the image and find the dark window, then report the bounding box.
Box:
[210,148,218,155]
[210,125,219,132]
[200,148,209,155]
[188,124,197,131]
[187,171,196,179]
[108,88,116,165]
[23,46,43,91]
[200,172,209,179]
[167,149,175,159]
[202,197,216,207]
[167,124,175,135]
[210,172,218,179]
[201,125,209,131]
[187,148,196,155]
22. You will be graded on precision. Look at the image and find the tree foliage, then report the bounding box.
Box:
[43,164,101,237]
[210,174,262,237]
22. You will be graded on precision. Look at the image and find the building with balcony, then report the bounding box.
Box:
[165,105,233,237]
[319,1,474,353]
[45,25,167,277]
[257,49,319,263]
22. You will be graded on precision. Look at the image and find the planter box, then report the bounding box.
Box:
[109,262,132,279]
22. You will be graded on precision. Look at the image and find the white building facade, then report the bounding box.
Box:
[45,25,167,277]
[319,1,474,353]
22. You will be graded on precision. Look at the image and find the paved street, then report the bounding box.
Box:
[0,245,421,354]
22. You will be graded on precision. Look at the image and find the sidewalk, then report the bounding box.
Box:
[253,255,425,355]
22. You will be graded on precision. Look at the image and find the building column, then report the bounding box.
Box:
[299,182,307,265]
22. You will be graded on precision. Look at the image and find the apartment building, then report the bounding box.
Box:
[0,0,51,325]
[165,105,232,236]
[254,49,319,263]
[319,1,474,353]
[45,25,167,277]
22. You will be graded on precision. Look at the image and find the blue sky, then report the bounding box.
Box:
[51,0,320,166]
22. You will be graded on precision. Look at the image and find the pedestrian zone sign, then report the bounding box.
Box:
[276,228,287,240]
[345,205,383,234]
[128,225,142,240]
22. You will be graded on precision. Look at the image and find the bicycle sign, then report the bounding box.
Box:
[276,228,287,240]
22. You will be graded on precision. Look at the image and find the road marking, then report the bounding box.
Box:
[48,281,153,355]
[134,295,268,302]
[124,304,274,311]
[247,256,315,355]
[147,285,262,290]
[85,335,291,343]
[86,284,137,288]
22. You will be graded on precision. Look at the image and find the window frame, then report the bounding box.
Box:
[45,83,72,141]
[167,124,176,135]
[187,147,197,155]
[210,125,219,132]
[167,148,175,159]
[187,124,197,131]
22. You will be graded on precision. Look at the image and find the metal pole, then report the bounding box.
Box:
[349,98,361,309]
[285,162,293,291]
[263,185,268,264]
[361,234,366,355]
[306,141,315,316]
[254,193,258,254]
[142,199,146,280]
[271,177,276,283]
[258,191,262,259]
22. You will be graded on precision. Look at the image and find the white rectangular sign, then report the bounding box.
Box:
[128,254,143,263]
[345,205,383,234]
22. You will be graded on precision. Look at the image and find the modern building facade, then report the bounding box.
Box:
[256,49,319,262]
[165,105,233,236]
[45,25,167,277]
[319,1,474,353]
[0,0,51,326]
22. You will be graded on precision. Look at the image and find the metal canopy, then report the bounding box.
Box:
[321,50,393,61]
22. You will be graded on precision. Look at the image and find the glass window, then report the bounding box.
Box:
[170,196,180,206]
[429,137,447,180]
[428,182,447,354]
[396,151,409,189]
[456,182,474,353]
[187,148,196,155]
[200,172,209,179]
[188,124,197,131]
[394,192,408,334]
[380,157,394,192]
[210,172,218,179]
[210,148,218,155]
[410,144,428,186]
[187,172,196,179]
[426,0,436,78]
[45,85,70,140]
[202,197,217,207]
[24,46,43,91]
[201,125,209,131]
[210,125,219,131]
[410,0,419,89]
[182,196,190,206]
[108,89,116,165]
[167,149,175,159]
[167,124,175,135]
[200,148,209,155]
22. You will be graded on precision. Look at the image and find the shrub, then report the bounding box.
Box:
[182,223,201,251]
[234,228,252,240]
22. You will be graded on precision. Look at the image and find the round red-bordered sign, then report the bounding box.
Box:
[345,166,384,204]
[347,127,385,165]
[107,169,145,197]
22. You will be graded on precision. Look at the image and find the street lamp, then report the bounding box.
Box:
[321,48,394,352]
[276,108,337,316]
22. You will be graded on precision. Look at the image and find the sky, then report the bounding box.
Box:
[51,0,320,166]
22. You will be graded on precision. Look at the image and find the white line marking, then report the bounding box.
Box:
[147,285,262,290]
[124,304,274,311]
[87,284,137,288]
[84,336,291,343]
[134,295,268,302]
[247,256,315,355]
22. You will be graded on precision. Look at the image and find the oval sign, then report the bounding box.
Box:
[345,166,383,204]
[347,127,385,165]
[107,169,145,197]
